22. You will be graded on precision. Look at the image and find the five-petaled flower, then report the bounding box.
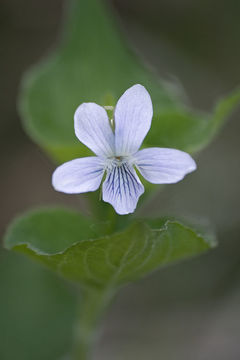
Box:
[52,84,196,215]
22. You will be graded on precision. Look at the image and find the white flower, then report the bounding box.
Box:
[52,84,196,215]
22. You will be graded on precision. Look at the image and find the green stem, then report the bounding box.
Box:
[87,192,109,220]
[73,287,114,360]
[87,192,119,234]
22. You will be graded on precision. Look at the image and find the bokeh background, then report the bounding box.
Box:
[1,0,240,359]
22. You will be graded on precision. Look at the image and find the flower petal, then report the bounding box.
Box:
[74,103,115,157]
[52,157,104,194]
[135,148,196,184]
[102,163,144,215]
[114,84,153,156]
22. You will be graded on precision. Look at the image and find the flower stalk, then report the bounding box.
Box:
[73,287,115,360]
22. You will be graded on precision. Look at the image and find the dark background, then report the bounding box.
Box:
[1,1,240,359]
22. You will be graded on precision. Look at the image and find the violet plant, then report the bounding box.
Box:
[3,0,240,359]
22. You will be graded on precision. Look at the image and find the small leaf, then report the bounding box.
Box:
[4,208,216,289]
[18,0,240,164]
[146,87,240,153]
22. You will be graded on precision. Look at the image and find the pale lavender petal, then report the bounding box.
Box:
[102,163,144,215]
[114,84,153,156]
[74,103,115,157]
[52,157,104,194]
[135,148,196,184]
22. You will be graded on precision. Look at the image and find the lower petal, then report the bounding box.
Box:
[135,147,196,184]
[52,157,104,194]
[102,163,144,215]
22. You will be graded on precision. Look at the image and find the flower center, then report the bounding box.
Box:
[112,155,125,166]
[105,155,129,171]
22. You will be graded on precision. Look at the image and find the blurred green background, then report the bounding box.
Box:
[1,0,240,359]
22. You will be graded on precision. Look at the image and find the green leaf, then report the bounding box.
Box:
[18,0,240,163]
[19,0,183,163]
[3,207,107,255]
[4,208,216,289]
[145,88,240,153]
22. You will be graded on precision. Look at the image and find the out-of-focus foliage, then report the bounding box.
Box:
[19,0,240,163]
[0,249,76,360]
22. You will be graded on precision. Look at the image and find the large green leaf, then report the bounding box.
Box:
[19,0,240,163]
[19,0,182,163]
[4,208,216,289]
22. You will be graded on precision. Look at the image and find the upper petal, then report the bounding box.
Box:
[52,157,104,194]
[74,103,115,157]
[114,84,153,156]
[102,163,144,215]
[135,148,196,184]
